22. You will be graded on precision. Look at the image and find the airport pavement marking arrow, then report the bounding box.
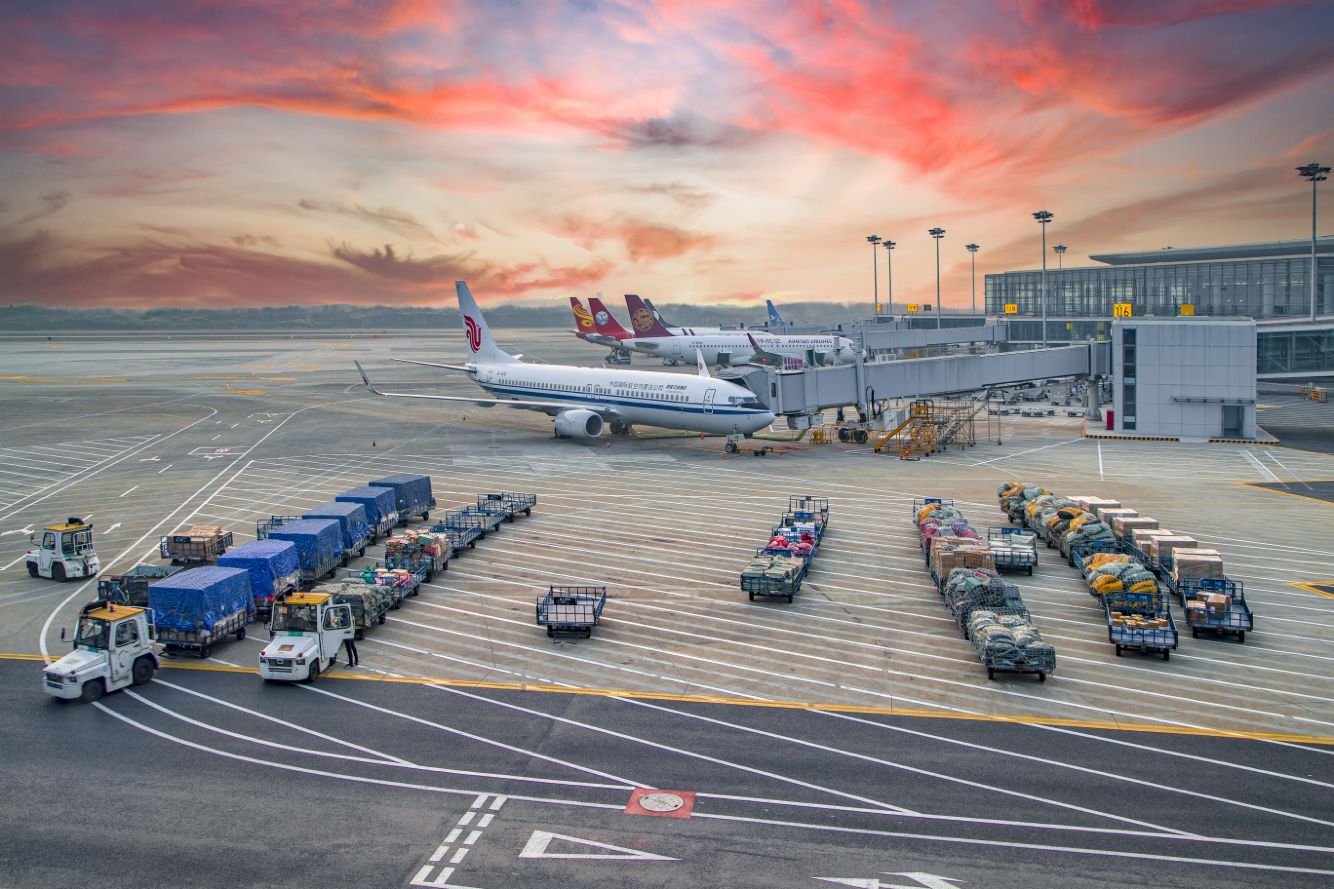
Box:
[518,829,678,861]
[815,874,964,889]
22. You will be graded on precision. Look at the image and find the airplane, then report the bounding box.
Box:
[356,282,776,440]
[766,299,786,327]
[621,294,861,368]
[624,294,719,337]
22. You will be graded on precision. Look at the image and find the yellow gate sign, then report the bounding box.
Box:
[1113,303,1134,318]
[1180,304,1195,316]
[907,304,919,313]
[1004,303,1018,314]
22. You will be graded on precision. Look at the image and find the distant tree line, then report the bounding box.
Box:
[0,300,870,331]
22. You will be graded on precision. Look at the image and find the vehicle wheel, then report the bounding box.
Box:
[525,509,532,517]
[424,570,434,583]
[1237,631,1245,643]
[1028,566,1034,576]
[79,679,105,703]
[1162,650,1170,661]
[1038,672,1047,683]
[1114,645,1122,657]
[421,511,430,522]
[237,627,246,641]
[27,562,39,577]
[725,442,738,453]
[378,612,386,625]
[306,661,320,684]
[1191,628,1198,638]
[546,628,554,638]
[986,668,995,680]
[52,563,67,583]
[132,657,155,685]
[341,555,350,567]
[199,644,212,659]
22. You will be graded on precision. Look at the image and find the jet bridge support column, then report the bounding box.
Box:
[1085,375,1103,421]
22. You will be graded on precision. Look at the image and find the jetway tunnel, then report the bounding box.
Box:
[722,341,1110,421]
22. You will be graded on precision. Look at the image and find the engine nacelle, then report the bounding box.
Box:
[553,409,605,439]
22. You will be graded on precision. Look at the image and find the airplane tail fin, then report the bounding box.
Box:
[455,281,518,364]
[695,349,710,378]
[624,294,675,337]
[644,298,672,327]
[570,297,596,333]
[587,296,633,339]
[766,299,785,326]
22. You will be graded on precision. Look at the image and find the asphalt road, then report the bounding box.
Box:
[3,660,1331,889]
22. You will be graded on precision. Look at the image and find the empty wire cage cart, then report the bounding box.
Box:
[536,585,607,638]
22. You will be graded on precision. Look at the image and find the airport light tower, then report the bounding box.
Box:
[1033,210,1053,348]
[1054,243,1067,269]
[1297,163,1329,321]
[866,234,881,313]
[882,240,896,312]
[965,243,980,314]
[929,227,945,329]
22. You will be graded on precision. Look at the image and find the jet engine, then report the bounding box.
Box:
[553,409,605,439]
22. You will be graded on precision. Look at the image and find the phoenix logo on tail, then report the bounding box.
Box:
[571,299,594,330]
[464,316,483,353]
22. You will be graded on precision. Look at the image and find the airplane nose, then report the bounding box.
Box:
[760,411,776,427]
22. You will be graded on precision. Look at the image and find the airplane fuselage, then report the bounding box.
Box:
[628,332,857,366]
[470,362,774,435]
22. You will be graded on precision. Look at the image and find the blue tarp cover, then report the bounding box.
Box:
[217,539,299,600]
[149,566,252,632]
[369,474,433,514]
[337,486,397,527]
[302,501,370,549]
[267,518,342,569]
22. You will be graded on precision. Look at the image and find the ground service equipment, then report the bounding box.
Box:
[259,592,354,682]
[217,539,301,617]
[148,566,253,658]
[478,492,537,522]
[369,474,436,524]
[1182,578,1253,641]
[43,600,161,702]
[536,585,607,638]
[989,528,1037,575]
[259,518,343,587]
[26,518,100,581]
[302,501,372,562]
[98,565,181,607]
[310,580,392,638]
[159,525,233,564]
[335,486,399,540]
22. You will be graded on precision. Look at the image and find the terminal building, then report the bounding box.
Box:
[984,237,1334,380]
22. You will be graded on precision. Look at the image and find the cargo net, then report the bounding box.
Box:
[943,568,1025,623]
[999,482,1116,550]
[968,610,1056,672]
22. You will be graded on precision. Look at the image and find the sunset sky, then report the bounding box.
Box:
[2,0,1331,311]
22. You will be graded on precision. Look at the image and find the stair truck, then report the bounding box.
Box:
[369,474,435,524]
[98,565,181,607]
[43,600,162,702]
[259,591,354,683]
[260,518,343,588]
[26,518,100,581]
[336,486,399,541]
[148,566,253,659]
[302,501,372,563]
[217,539,301,619]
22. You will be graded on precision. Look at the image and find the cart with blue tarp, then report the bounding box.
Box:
[1104,591,1177,660]
[336,486,399,541]
[302,501,372,562]
[478,492,537,522]
[536,585,607,638]
[256,515,301,539]
[261,518,343,587]
[148,565,253,658]
[1182,577,1252,642]
[217,539,301,617]
[368,474,436,524]
[988,527,1037,575]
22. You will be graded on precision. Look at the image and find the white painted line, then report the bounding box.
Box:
[120,486,138,497]
[462,829,482,846]
[1243,450,1280,482]
[518,830,678,861]
[457,810,475,826]
[158,464,173,473]
[1097,443,1104,480]
[448,848,469,865]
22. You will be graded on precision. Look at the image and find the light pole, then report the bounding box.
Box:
[882,240,895,313]
[1033,210,1053,348]
[866,235,881,313]
[965,243,979,315]
[929,227,945,329]
[1054,243,1066,269]
[1298,163,1329,321]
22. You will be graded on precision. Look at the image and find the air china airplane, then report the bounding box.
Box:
[622,294,861,368]
[357,282,776,440]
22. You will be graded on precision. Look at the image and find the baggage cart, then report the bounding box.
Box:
[788,495,829,525]
[312,582,392,639]
[159,526,233,565]
[385,548,447,583]
[1182,577,1252,642]
[536,585,607,638]
[302,501,373,562]
[256,515,301,539]
[911,497,952,524]
[263,518,343,588]
[1071,540,1125,574]
[217,539,301,617]
[336,486,400,541]
[369,474,436,524]
[98,565,181,607]
[355,564,424,604]
[148,566,252,658]
[988,527,1037,575]
[741,548,808,603]
[479,492,537,522]
[433,516,482,550]
[1105,596,1177,660]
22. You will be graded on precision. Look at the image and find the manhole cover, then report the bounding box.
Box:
[637,793,685,813]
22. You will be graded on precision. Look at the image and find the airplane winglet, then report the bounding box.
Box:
[354,360,383,396]
[696,348,710,378]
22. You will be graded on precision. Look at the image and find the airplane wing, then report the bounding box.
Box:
[355,362,623,418]
[391,357,473,372]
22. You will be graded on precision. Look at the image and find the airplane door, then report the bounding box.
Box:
[703,388,716,413]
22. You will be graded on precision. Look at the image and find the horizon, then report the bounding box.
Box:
[2,1,1331,310]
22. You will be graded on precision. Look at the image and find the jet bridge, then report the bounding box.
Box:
[725,341,1110,420]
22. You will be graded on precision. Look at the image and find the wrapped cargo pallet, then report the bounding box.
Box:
[311,580,394,638]
[148,565,253,657]
[967,609,1055,680]
[336,485,399,537]
[217,539,300,614]
[267,518,342,585]
[302,501,371,559]
[369,474,435,524]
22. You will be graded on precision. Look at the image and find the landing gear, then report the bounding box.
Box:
[609,420,633,436]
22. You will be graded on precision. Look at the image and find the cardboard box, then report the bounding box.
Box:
[1114,516,1159,537]
[1097,507,1138,523]
[1150,536,1198,561]
[1132,527,1175,547]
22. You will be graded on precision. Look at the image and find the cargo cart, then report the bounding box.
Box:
[742,548,809,603]
[536,585,607,638]
[1105,596,1177,660]
[159,527,233,565]
[479,492,537,521]
[98,565,181,607]
[256,515,301,539]
[911,497,953,524]
[975,642,1053,682]
[789,495,830,525]
[988,527,1037,575]
[1071,540,1125,575]
[1182,577,1252,642]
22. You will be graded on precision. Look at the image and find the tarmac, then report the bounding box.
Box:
[1,330,1332,887]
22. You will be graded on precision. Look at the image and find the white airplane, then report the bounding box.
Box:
[622,294,862,368]
[356,282,776,440]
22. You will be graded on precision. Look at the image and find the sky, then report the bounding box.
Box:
[1,0,1332,312]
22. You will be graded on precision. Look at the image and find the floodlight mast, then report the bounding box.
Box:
[1298,163,1329,322]
[966,243,980,314]
[882,240,896,313]
[929,227,945,329]
[1033,210,1054,348]
[866,235,881,313]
